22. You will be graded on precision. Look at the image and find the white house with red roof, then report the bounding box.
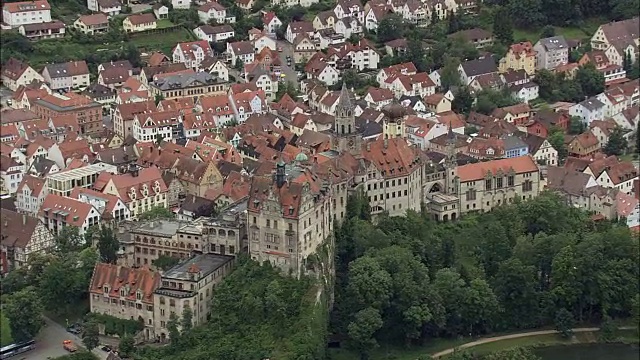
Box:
[262,11,282,35]
[616,191,640,231]
[229,90,268,123]
[197,1,235,23]
[71,187,130,223]
[197,94,236,126]
[326,39,379,70]
[132,110,182,142]
[376,62,417,84]
[39,193,101,236]
[0,155,24,196]
[172,40,214,71]
[2,0,51,29]
[182,112,217,139]
[363,86,394,109]
[1,58,45,91]
[382,72,436,99]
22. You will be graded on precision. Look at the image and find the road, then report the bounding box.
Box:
[430,326,636,358]
[275,39,299,89]
[28,317,109,360]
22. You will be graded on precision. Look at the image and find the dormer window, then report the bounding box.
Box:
[120,289,125,297]
[136,290,142,301]
[103,285,109,293]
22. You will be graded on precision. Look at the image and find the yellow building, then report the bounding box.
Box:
[498,41,537,75]
[123,13,157,33]
[381,103,406,140]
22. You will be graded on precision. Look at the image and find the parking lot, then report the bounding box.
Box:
[275,40,300,89]
[27,317,109,360]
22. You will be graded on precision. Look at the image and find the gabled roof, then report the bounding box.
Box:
[89,263,160,304]
[1,209,45,250]
[460,56,498,77]
[198,1,226,12]
[44,61,90,78]
[1,57,31,81]
[3,0,50,13]
[457,156,538,181]
[125,13,156,26]
[76,13,109,26]
[39,193,97,227]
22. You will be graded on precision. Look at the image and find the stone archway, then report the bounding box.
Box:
[429,182,443,193]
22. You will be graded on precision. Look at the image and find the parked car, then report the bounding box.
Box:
[63,340,77,352]
[101,345,112,352]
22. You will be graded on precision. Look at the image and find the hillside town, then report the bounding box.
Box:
[0,0,639,358]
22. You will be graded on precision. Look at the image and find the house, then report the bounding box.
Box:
[0,155,24,196]
[152,4,168,19]
[87,0,121,17]
[172,40,214,70]
[364,5,391,32]
[363,87,394,109]
[529,109,570,135]
[245,66,278,101]
[509,82,539,104]
[263,11,282,35]
[590,17,639,66]
[98,65,132,89]
[448,28,494,49]
[305,59,340,86]
[499,42,537,75]
[31,93,102,135]
[617,191,640,230]
[123,13,156,33]
[227,41,255,66]
[383,72,436,99]
[596,160,638,195]
[546,166,615,216]
[172,0,190,9]
[579,51,627,85]
[292,35,317,64]
[229,90,268,123]
[39,193,101,236]
[197,1,235,24]
[0,209,54,274]
[520,133,558,166]
[286,21,315,44]
[74,13,109,35]
[18,20,65,41]
[567,130,600,157]
[194,24,234,42]
[424,93,452,114]
[491,103,532,126]
[1,58,44,91]
[71,187,131,223]
[458,56,498,85]
[569,97,605,125]
[384,38,408,57]
[42,61,90,90]
[588,119,618,146]
[235,0,254,11]
[202,59,229,82]
[326,38,379,71]
[1,0,51,29]
[533,36,569,70]
[502,135,529,158]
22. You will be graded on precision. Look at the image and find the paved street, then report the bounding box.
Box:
[276,40,299,89]
[28,317,109,360]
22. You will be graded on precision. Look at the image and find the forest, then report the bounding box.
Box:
[330,192,639,358]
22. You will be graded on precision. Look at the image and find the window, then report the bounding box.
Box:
[160,297,165,305]
[266,219,270,228]
[522,180,533,192]
[496,177,503,189]
[485,179,492,190]
[465,189,476,201]
[507,175,514,187]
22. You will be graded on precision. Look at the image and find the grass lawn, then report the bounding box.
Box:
[512,17,605,43]
[0,311,13,346]
[328,338,469,360]
[619,153,638,162]
[156,19,176,29]
[131,28,196,55]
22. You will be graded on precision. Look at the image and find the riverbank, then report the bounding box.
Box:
[433,327,638,358]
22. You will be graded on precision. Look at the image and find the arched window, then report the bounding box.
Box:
[227,230,235,237]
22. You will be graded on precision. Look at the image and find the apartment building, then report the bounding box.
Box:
[132,110,182,143]
[152,254,234,339]
[42,61,90,90]
[95,165,169,220]
[534,36,569,70]
[89,263,161,340]
[31,92,102,135]
[0,155,24,196]
[590,17,639,65]
[46,162,118,197]
[113,100,155,139]
[39,193,102,236]
[498,42,537,75]
[71,187,131,224]
[1,0,51,29]
[16,174,48,216]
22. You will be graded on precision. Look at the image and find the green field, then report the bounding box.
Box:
[512,18,604,43]
[131,28,196,55]
[1,311,13,346]
[156,19,176,29]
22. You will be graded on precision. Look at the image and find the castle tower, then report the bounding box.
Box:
[444,123,458,195]
[333,83,361,153]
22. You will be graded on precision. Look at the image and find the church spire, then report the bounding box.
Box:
[336,81,353,114]
[445,121,456,169]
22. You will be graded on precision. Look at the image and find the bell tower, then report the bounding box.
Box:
[444,123,458,195]
[333,83,360,153]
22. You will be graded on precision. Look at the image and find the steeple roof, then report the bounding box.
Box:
[336,82,353,113]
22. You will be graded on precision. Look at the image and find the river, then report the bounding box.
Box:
[535,343,639,360]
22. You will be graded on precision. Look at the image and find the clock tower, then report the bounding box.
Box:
[333,82,361,153]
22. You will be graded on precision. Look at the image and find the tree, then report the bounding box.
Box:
[492,6,513,44]
[603,127,628,156]
[452,86,474,114]
[440,56,462,90]
[376,14,406,42]
[138,206,175,220]
[568,116,585,135]
[599,315,616,341]
[484,347,541,360]
[554,308,575,338]
[275,81,301,102]
[447,11,461,33]
[540,25,556,38]
[122,42,141,68]
[347,307,383,359]
[154,93,165,106]
[4,287,43,342]
[54,226,86,254]
[155,132,164,145]
[82,320,100,351]
[547,129,568,163]
[97,226,119,264]
[167,312,180,342]
[119,333,135,357]
[39,253,89,313]
[576,63,605,97]
[507,0,545,29]
[152,255,180,271]
[181,305,193,332]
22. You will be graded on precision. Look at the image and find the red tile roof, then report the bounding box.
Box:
[95,166,168,203]
[17,174,45,196]
[457,156,539,182]
[3,0,50,13]
[89,263,160,304]
[126,13,156,26]
[39,193,97,227]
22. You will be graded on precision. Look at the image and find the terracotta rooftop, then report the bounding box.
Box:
[89,263,160,304]
[457,155,538,182]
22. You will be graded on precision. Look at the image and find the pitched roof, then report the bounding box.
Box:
[39,193,97,227]
[89,263,160,304]
[457,156,538,181]
[461,56,498,77]
[125,13,156,26]
[449,28,493,42]
[95,166,167,203]
[538,35,569,51]
[1,209,44,250]
[198,1,226,11]
[44,61,90,78]
[1,57,31,81]
[228,41,254,55]
[196,24,234,35]
[361,137,422,177]
[3,0,50,13]
[547,166,596,196]
[77,13,109,26]
[572,131,599,149]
